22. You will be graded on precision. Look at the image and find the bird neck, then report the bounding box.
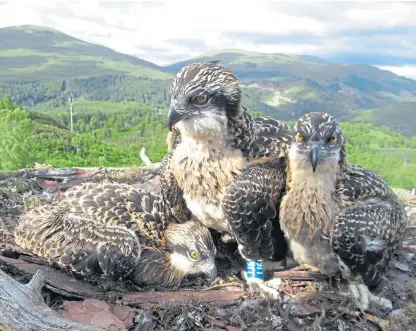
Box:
[130,247,185,288]
[165,252,187,285]
[281,160,342,241]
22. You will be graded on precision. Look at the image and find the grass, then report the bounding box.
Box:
[0,26,172,81]
[282,87,320,100]
[0,50,171,80]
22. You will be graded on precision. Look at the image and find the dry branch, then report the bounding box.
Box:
[120,287,246,308]
[0,255,106,299]
[0,269,104,331]
[0,164,162,181]
[273,270,328,281]
[139,148,153,166]
[342,309,389,331]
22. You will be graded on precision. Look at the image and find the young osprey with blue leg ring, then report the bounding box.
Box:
[162,61,293,297]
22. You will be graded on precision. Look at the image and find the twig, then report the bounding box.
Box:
[140,148,153,166]
[273,270,328,281]
[400,244,416,253]
[342,309,389,331]
[203,282,244,291]
[277,303,302,331]
[0,164,162,181]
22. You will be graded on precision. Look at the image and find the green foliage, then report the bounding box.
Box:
[1,95,415,190]
[351,102,416,136]
[341,122,416,189]
[0,99,35,170]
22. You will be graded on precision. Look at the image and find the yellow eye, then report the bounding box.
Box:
[295,133,304,142]
[189,250,200,260]
[328,136,337,143]
[195,93,209,105]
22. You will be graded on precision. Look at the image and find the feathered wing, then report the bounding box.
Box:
[60,182,169,246]
[228,107,293,163]
[221,159,288,261]
[331,165,408,287]
[14,204,141,279]
[159,153,192,223]
[248,116,293,159]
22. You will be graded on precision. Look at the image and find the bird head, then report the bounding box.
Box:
[167,61,241,140]
[165,220,217,281]
[289,112,346,174]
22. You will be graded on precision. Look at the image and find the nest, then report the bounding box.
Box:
[0,166,415,331]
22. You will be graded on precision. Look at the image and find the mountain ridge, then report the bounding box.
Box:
[0,25,415,135]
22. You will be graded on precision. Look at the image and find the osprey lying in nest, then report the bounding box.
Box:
[280,112,408,311]
[14,182,217,288]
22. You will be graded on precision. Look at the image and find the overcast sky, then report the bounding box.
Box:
[0,1,415,79]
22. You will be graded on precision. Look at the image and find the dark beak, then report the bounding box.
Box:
[167,105,183,131]
[309,144,320,173]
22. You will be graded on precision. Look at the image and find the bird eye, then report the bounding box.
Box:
[194,93,209,105]
[295,133,304,142]
[328,136,337,143]
[189,250,200,260]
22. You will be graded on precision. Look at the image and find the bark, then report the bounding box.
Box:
[0,269,104,331]
[0,164,162,181]
[120,287,246,308]
[273,270,328,281]
[0,255,106,300]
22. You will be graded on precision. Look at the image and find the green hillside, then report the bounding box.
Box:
[0,25,415,135]
[0,25,171,80]
[351,102,416,136]
[166,49,416,123]
[0,96,414,190]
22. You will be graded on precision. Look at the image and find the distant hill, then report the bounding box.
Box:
[166,49,416,122]
[0,25,170,80]
[351,102,416,136]
[0,26,415,134]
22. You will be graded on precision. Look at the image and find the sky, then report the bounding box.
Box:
[0,0,415,79]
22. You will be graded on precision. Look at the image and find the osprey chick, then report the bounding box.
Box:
[165,61,293,296]
[15,182,216,288]
[280,112,408,311]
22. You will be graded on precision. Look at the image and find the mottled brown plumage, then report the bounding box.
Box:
[162,61,293,297]
[15,181,217,288]
[280,112,408,311]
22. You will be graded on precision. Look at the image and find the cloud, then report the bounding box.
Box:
[376,65,416,80]
[0,0,414,72]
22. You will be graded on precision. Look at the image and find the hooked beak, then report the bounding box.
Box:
[202,262,217,282]
[309,144,320,173]
[167,104,183,131]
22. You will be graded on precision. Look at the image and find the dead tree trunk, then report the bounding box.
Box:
[67,92,76,134]
[0,269,104,331]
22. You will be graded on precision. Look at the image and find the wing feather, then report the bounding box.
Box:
[331,164,408,286]
[15,204,141,279]
[221,159,288,261]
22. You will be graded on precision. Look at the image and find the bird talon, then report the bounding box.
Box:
[264,277,282,290]
[348,283,392,312]
[242,271,281,299]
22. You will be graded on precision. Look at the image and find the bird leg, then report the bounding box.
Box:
[242,271,282,299]
[348,282,392,312]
